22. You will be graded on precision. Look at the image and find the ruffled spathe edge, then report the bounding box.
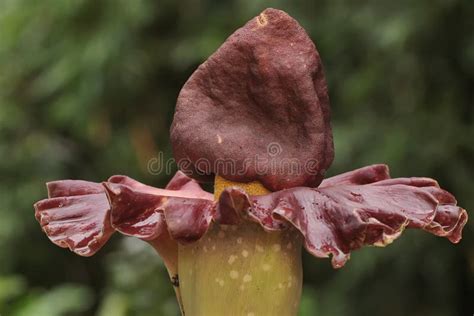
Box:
[34,164,468,269]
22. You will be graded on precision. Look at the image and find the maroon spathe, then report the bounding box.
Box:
[34,165,467,269]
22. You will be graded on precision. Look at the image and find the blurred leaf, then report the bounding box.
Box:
[298,286,318,316]
[13,284,93,316]
[97,292,128,316]
[0,275,26,309]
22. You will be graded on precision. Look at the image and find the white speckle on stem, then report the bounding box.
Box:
[215,278,225,287]
[243,274,252,282]
[230,270,239,279]
[228,255,237,265]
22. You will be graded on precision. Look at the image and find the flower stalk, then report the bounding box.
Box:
[177,177,303,316]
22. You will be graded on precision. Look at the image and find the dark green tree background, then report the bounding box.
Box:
[0,0,472,315]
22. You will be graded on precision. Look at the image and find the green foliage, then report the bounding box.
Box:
[13,284,93,316]
[0,0,472,315]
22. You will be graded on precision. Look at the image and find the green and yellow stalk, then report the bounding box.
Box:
[177,176,303,316]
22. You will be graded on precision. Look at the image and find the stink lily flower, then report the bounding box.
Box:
[34,8,468,316]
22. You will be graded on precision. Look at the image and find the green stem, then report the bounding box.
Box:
[178,223,303,316]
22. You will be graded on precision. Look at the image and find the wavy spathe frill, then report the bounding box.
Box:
[34,164,467,269]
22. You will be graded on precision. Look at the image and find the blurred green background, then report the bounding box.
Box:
[0,0,472,315]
